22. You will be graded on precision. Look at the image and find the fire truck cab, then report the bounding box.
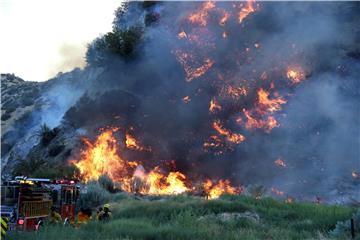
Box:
[50,180,79,223]
[1,176,79,231]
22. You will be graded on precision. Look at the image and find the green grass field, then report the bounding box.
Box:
[10,194,357,240]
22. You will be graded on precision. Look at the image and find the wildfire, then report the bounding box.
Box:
[271,187,284,196]
[188,1,215,26]
[144,168,190,195]
[203,135,225,155]
[257,88,286,114]
[242,109,278,133]
[125,133,149,151]
[73,129,243,198]
[209,98,222,113]
[182,95,191,103]
[352,171,359,179]
[221,85,247,99]
[286,66,306,84]
[239,0,256,23]
[175,50,215,82]
[74,128,136,190]
[178,31,187,39]
[203,179,241,199]
[213,120,245,144]
[285,196,294,204]
[274,158,286,168]
[219,10,230,26]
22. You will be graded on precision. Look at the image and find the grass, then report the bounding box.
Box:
[10,195,357,240]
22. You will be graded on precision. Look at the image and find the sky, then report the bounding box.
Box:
[0,0,123,82]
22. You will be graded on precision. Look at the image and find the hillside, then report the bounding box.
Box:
[10,194,359,240]
[1,68,103,177]
[1,1,359,204]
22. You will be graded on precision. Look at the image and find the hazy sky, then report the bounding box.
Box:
[0,0,122,81]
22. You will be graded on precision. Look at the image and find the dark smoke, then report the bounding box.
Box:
[11,2,360,202]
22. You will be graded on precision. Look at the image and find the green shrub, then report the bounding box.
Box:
[98,174,115,192]
[86,27,143,66]
[330,209,360,238]
[31,164,80,180]
[246,184,267,199]
[77,181,111,208]
[13,157,45,176]
[8,195,358,240]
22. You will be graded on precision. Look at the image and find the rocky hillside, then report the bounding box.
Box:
[1,68,103,178]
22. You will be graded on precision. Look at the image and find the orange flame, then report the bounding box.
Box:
[286,66,306,84]
[73,128,136,190]
[203,179,241,199]
[125,133,150,151]
[242,109,278,133]
[209,98,222,113]
[144,168,190,195]
[175,50,215,82]
[257,88,286,114]
[188,1,215,26]
[219,11,230,26]
[239,0,256,23]
[73,128,190,195]
[178,31,187,39]
[213,120,245,144]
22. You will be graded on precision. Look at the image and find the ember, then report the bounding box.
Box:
[209,98,222,113]
[286,66,306,84]
[182,95,191,103]
[274,158,286,168]
[285,197,294,204]
[271,187,284,196]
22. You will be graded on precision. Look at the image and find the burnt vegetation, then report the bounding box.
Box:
[36,124,59,146]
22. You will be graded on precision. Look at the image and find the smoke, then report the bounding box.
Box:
[12,2,359,201]
[47,43,86,78]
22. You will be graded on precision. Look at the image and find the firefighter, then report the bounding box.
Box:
[98,204,112,221]
[49,206,62,224]
[96,207,103,220]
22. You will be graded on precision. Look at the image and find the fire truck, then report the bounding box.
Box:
[1,176,79,231]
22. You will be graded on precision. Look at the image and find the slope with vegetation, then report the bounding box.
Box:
[10,193,358,240]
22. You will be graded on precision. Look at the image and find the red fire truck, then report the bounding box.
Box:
[1,176,79,231]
